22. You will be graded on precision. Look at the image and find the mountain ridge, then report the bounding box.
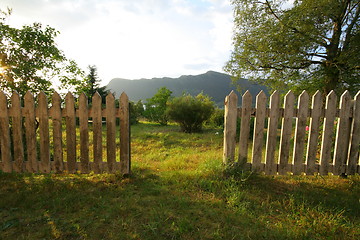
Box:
[107,71,268,106]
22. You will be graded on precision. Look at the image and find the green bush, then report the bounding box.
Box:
[167,93,215,133]
[143,87,172,125]
[207,108,224,128]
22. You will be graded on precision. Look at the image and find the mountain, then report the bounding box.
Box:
[106,71,268,106]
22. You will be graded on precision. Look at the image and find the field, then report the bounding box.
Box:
[1,122,359,239]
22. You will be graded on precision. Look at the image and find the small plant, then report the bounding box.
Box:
[166,93,215,133]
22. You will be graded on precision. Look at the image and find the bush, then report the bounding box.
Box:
[143,87,172,125]
[207,108,224,128]
[167,93,215,133]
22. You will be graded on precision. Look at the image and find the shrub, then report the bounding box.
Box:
[207,108,224,128]
[143,87,172,125]
[167,93,215,133]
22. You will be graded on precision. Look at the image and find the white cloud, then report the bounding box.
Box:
[1,0,233,84]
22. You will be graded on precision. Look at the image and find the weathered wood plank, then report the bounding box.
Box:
[37,92,50,173]
[305,91,322,175]
[278,91,295,175]
[333,91,352,175]
[10,92,24,172]
[223,91,238,164]
[319,91,337,175]
[79,93,89,173]
[292,91,309,175]
[106,93,116,173]
[347,91,360,175]
[238,91,252,166]
[92,92,103,173]
[265,91,280,175]
[120,92,131,175]
[24,91,38,172]
[0,91,12,172]
[51,92,63,173]
[65,92,77,173]
[252,91,267,172]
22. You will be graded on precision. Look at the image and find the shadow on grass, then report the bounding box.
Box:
[0,168,359,240]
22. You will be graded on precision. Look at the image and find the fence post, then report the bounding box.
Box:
[223,91,238,165]
[347,91,360,175]
[120,92,130,175]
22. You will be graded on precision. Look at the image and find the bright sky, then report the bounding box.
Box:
[2,0,234,85]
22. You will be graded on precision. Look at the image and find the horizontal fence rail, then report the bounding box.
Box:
[223,90,360,175]
[0,91,130,174]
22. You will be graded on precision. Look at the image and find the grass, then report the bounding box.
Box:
[1,122,359,239]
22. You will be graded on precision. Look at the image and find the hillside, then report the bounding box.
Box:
[106,71,268,105]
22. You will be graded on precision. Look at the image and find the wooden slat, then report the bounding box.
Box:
[238,91,252,166]
[347,91,360,175]
[251,91,267,172]
[92,92,103,173]
[37,92,50,173]
[292,91,309,175]
[120,92,131,175]
[65,92,77,173]
[24,91,38,172]
[0,91,12,172]
[265,91,280,175]
[106,93,116,172]
[278,91,295,175]
[333,91,352,175]
[10,92,24,172]
[305,91,322,175]
[51,92,63,173]
[319,91,337,175]
[223,91,238,164]
[79,93,89,173]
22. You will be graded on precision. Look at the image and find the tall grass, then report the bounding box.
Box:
[1,122,359,239]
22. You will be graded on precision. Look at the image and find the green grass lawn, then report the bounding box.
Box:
[1,122,359,239]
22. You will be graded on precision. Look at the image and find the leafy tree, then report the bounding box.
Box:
[0,8,83,97]
[129,100,144,125]
[143,87,172,125]
[166,93,215,133]
[225,0,360,95]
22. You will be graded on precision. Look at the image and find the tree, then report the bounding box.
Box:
[0,8,84,97]
[77,65,109,104]
[166,93,215,133]
[143,87,172,125]
[225,0,360,95]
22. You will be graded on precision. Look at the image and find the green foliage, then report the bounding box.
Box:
[167,93,215,133]
[225,0,360,95]
[129,100,144,125]
[143,87,172,125]
[206,108,225,128]
[0,8,84,97]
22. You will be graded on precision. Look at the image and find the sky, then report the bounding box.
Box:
[1,0,234,85]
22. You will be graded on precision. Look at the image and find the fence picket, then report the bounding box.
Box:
[238,91,252,166]
[92,92,103,173]
[292,91,309,175]
[120,92,130,175]
[347,91,360,175]
[65,92,77,173]
[51,92,63,173]
[305,91,322,175]
[333,91,352,175]
[319,91,337,175]
[278,91,295,174]
[24,91,38,172]
[10,92,24,172]
[265,91,280,174]
[223,91,238,164]
[79,93,89,173]
[106,93,116,173]
[38,92,51,173]
[0,91,12,172]
[252,91,267,172]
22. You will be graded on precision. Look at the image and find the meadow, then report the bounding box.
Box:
[1,122,359,239]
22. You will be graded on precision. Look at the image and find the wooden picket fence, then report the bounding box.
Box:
[0,91,130,174]
[223,90,360,175]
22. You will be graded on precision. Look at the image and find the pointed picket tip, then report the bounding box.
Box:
[11,91,20,99]
[284,90,295,99]
[79,92,88,100]
[24,90,34,98]
[120,92,129,102]
[92,91,101,100]
[313,90,322,97]
[298,90,309,103]
[37,91,48,101]
[340,90,351,100]
[326,90,336,98]
[242,90,252,99]
[106,92,115,101]
[65,91,74,99]
[355,91,360,100]
[256,90,267,100]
